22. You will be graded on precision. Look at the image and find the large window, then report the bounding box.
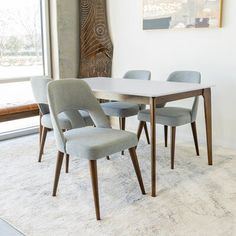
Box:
[0,0,50,138]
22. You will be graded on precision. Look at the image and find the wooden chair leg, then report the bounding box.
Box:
[191,122,200,156]
[89,160,101,220]
[38,127,48,162]
[143,122,150,144]
[128,147,146,194]
[164,125,168,147]
[171,127,176,169]
[120,117,126,155]
[65,154,70,173]
[137,121,145,141]
[52,151,64,196]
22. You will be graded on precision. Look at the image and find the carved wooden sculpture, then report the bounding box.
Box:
[79,0,113,78]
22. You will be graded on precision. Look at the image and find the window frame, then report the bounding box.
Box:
[0,0,52,140]
[0,0,52,84]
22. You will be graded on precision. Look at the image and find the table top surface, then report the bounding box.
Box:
[83,77,213,97]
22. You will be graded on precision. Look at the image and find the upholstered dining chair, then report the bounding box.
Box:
[31,77,93,173]
[138,71,201,169]
[101,70,151,155]
[47,79,145,220]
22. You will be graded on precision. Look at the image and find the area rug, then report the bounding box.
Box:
[0,132,235,236]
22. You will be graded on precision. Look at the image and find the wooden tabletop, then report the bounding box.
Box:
[83,77,213,98]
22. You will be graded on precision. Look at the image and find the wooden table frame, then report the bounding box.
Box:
[86,79,212,197]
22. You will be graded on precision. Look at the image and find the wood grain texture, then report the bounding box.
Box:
[0,104,39,122]
[79,0,113,78]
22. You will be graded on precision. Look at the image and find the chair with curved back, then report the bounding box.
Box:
[138,71,201,169]
[31,77,93,173]
[47,79,145,220]
[101,70,151,155]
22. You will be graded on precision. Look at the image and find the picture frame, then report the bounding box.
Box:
[143,0,223,30]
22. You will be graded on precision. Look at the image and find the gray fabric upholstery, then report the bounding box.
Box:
[38,104,50,115]
[123,70,151,80]
[0,219,25,236]
[138,71,201,127]
[41,113,71,129]
[41,111,93,129]
[31,77,93,130]
[138,107,192,127]
[31,76,51,105]
[47,79,138,157]
[64,127,137,160]
[167,71,201,122]
[102,70,151,118]
[101,102,139,118]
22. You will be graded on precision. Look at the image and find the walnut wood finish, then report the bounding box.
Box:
[143,122,150,144]
[150,97,157,197]
[137,121,150,145]
[92,89,203,106]
[164,125,168,147]
[171,127,176,170]
[65,154,70,173]
[203,88,213,165]
[0,103,39,122]
[89,160,101,220]
[137,121,145,141]
[79,0,113,78]
[38,127,48,162]
[52,151,64,196]
[191,122,200,156]
[129,147,146,195]
[120,117,126,155]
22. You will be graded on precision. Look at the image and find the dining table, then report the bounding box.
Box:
[83,77,213,197]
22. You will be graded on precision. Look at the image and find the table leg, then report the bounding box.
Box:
[203,88,213,165]
[39,112,42,146]
[150,97,157,197]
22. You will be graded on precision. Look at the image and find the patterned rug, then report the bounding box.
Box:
[0,132,235,236]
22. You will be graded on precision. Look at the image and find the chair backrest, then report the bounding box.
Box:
[123,70,151,81]
[167,71,201,122]
[123,70,151,110]
[31,77,52,114]
[47,79,110,152]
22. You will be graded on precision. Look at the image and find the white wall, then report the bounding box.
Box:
[107,0,236,150]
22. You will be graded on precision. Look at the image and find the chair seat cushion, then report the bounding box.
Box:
[64,127,138,160]
[101,102,139,117]
[138,107,192,127]
[41,111,93,129]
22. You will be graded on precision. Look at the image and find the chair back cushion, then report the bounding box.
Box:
[123,70,151,81]
[167,71,201,84]
[167,71,201,122]
[31,77,52,114]
[123,70,151,110]
[47,79,110,152]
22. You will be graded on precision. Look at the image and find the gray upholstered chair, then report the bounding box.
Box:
[47,79,145,220]
[101,70,151,155]
[138,71,201,169]
[31,77,93,173]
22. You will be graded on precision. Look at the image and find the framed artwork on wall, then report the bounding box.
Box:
[143,0,223,30]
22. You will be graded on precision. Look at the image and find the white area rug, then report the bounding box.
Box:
[0,133,235,236]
